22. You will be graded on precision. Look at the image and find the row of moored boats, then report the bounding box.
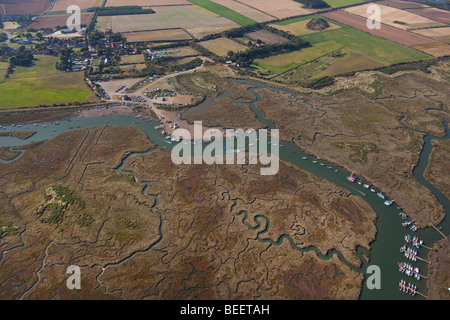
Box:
[399,280,417,296]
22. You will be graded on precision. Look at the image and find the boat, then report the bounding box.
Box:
[301,156,307,160]
[346,174,356,182]
[363,184,370,189]
[377,192,385,199]
[402,220,412,227]
[405,234,412,244]
[384,200,393,206]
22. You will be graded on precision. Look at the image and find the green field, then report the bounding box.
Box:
[253,41,343,73]
[0,62,8,81]
[299,16,431,64]
[188,0,257,26]
[323,0,365,7]
[0,56,96,109]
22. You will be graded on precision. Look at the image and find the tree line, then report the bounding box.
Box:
[87,6,155,16]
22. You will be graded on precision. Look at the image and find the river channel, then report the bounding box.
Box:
[0,79,448,300]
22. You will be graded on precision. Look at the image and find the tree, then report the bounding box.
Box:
[0,32,7,43]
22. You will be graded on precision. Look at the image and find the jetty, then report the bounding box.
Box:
[430,223,448,241]
[398,280,429,298]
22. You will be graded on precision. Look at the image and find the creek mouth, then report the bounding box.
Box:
[0,79,448,300]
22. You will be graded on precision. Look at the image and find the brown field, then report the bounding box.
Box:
[406,7,450,24]
[0,0,51,15]
[245,30,288,44]
[50,0,101,12]
[234,0,312,19]
[270,19,341,36]
[320,10,440,48]
[344,3,445,30]
[377,0,429,9]
[105,0,190,6]
[26,13,94,29]
[199,37,248,56]
[211,0,274,22]
[413,27,450,44]
[123,29,193,42]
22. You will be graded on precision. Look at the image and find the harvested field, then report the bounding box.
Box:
[377,0,429,9]
[199,37,247,56]
[413,27,450,44]
[97,5,238,34]
[234,0,312,19]
[320,10,440,48]
[50,0,101,12]
[123,29,193,42]
[245,30,288,44]
[105,0,191,6]
[344,3,445,30]
[26,13,94,29]
[185,25,237,39]
[211,0,274,22]
[0,0,51,15]
[406,7,450,24]
[378,0,450,24]
[271,17,341,36]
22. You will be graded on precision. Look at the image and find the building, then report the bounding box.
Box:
[61,28,76,34]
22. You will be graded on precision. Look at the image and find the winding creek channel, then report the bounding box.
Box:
[1,79,448,300]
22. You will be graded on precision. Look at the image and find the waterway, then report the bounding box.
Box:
[0,79,448,300]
